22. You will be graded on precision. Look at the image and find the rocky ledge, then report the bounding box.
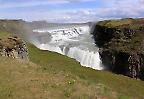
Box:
[0,36,29,60]
[93,18,144,79]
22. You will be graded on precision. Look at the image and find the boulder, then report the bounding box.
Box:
[0,36,29,60]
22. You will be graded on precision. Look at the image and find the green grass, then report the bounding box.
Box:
[0,31,10,38]
[0,42,144,99]
[105,18,133,27]
[0,56,117,99]
[28,44,144,98]
[97,18,144,28]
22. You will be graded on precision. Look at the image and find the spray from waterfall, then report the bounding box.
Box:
[20,22,104,70]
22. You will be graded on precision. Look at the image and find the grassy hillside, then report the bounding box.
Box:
[0,44,144,99]
[28,44,144,99]
[0,19,144,98]
[0,31,10,38]
[0,57,114,99]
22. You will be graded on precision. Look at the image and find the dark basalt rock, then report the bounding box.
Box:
[93,18,144,79]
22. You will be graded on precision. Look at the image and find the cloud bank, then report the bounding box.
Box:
[0,0,144,23]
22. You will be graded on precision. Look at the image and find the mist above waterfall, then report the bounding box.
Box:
[24,22,103,70]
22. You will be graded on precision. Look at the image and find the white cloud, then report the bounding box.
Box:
[1,0,144,23]
[0,0,95,8]
[0,1,68,8]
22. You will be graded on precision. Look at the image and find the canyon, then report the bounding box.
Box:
[32,24,103,70]
[1,19,144,79]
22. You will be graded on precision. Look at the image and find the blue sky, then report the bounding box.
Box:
[0,0,144,22]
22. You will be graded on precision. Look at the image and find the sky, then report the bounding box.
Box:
[0,0,144,23]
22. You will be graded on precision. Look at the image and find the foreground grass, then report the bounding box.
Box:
[0,43,144,99]
[28,44,144,98]
[0,56,119,99]
[0,31,10,38]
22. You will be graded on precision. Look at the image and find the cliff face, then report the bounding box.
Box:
[0,36,29,60]
[93,18,144,79]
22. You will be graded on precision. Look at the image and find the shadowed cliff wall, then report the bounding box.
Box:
[93,18,144,79]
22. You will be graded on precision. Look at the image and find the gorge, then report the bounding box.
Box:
[31,23,104,70]
[28,18,144,79]
[1,19,144,79]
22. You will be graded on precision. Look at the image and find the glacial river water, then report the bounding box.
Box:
[32,24,104,70]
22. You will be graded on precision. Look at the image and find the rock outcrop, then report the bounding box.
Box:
[0,36,29,60]
[93,18,144,79]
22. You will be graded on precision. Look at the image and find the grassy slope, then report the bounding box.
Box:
[28,44,144,99]
[0,57,114,99]
[0,31,10,38]
[97,18,144,27]
[1,47,144,99]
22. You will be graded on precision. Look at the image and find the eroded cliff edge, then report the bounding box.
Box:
[0,36,29,60]
[93,18,144,79]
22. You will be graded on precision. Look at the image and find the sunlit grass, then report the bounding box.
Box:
[0,31,10,38]
[28,44,144,98]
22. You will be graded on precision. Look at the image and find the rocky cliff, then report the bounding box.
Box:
[0,36,29,60]
[93,18,144,79]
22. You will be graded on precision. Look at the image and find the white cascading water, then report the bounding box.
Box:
[32,24,103,70]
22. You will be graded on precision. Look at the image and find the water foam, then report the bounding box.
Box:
[32,24,103,70]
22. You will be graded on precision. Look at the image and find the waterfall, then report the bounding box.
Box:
[31,24,104,70]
